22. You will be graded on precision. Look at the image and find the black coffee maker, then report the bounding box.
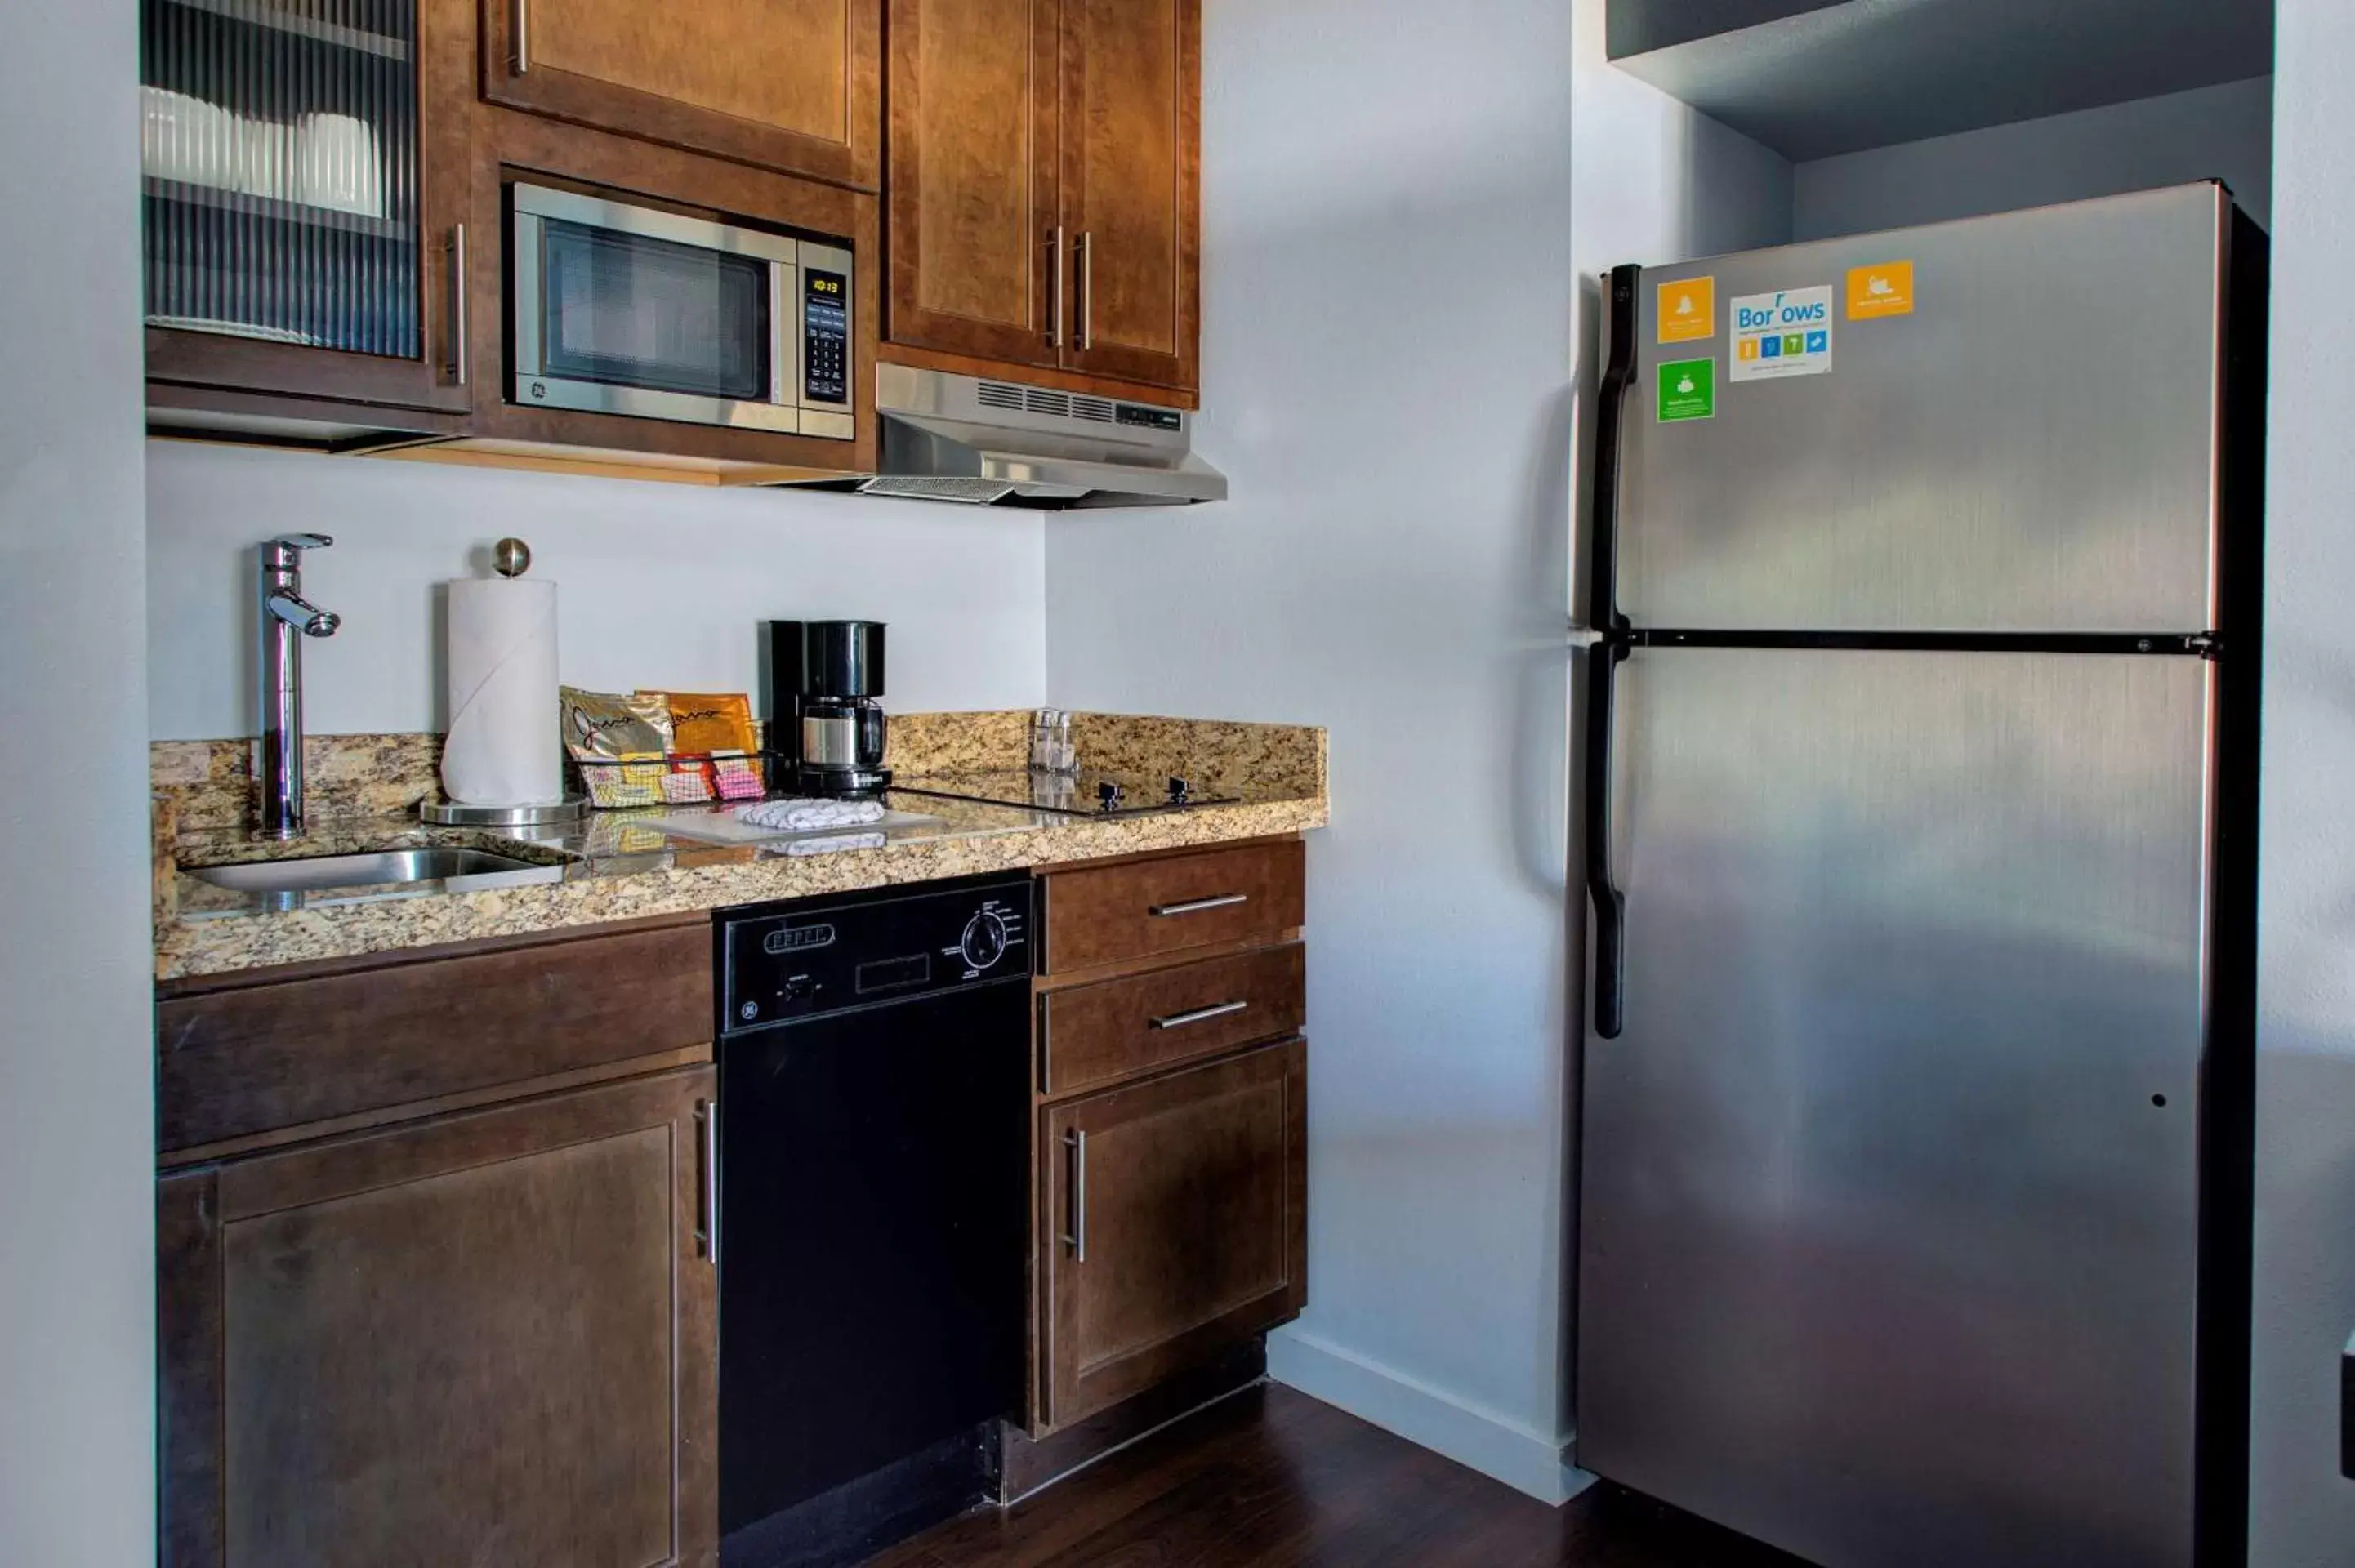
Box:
[761,621,890,796]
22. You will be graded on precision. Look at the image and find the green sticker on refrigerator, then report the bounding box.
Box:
[1657,358,1715,422]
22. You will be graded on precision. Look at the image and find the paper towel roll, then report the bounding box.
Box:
[442,577,563,806]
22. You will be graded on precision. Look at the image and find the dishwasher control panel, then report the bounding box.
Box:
[720,876,1031,1032]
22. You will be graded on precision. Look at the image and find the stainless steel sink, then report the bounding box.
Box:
[191,847,555,896]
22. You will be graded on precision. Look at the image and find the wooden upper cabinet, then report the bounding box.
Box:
[885,0,1061,369]
[161,1068,719,1567]
[141,0,477,418]
[1060,0,1198,393]
[885,0,1198,398]
[483,0,883,190]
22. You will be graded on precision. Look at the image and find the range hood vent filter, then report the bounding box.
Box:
[856,475,1018,506]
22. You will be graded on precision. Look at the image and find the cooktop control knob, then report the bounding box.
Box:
[961,910,1010,971]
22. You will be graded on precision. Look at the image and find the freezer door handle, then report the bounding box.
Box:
[1588,264,1639,637]
[1584,262,1640,1040]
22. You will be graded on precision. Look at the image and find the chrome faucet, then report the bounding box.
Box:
[257,534,341,840]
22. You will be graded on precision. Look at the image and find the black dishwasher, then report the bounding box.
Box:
[715,874,1031,1566]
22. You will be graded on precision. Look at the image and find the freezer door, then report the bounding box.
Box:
[1619,184,2228,634]
[1578,646,2214,1568]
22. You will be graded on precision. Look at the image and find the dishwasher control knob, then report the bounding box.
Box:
[961,910,1010,970]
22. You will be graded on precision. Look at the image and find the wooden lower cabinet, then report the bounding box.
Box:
[161,1067,719,1568]
[1037,1037,1306,1428]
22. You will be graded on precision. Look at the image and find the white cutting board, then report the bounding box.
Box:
[649,807,943,845]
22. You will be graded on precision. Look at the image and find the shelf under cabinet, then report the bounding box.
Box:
[153,0,412,61]
[145,176,410,240]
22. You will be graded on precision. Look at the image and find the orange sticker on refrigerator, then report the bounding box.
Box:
[1657,277,1715,343]
[1847,261,1916,319]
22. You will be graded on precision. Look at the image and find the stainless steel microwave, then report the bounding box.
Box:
[507,182,854,440]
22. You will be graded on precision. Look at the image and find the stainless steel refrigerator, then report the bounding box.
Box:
[1577,183,2265,1568]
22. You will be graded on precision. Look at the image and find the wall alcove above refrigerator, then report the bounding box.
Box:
[1606,0,2275,162]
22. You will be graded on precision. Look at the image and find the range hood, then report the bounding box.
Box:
[787,364,1227,509]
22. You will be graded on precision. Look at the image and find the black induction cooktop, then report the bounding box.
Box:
[890,769,1238,818]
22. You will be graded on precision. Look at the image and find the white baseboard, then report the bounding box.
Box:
[1265,1328,1597,1506]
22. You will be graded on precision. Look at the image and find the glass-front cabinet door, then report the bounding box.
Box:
[141,0,473,418]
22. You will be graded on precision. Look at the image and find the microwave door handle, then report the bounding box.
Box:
[1585,262,1641,1041]
[774,258,795,412]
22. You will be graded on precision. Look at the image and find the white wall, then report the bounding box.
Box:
[146,442,1047,737]
[1041,0,1787,1501]
[2251,4,2355,1560]
[1794,76,2274,241]
[0,2,157,1563]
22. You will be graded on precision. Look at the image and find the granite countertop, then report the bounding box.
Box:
[153,712,1328,982]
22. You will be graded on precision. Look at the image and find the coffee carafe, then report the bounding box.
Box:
[795,621,890,796]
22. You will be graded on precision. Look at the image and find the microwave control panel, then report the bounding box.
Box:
[803,269,850,407]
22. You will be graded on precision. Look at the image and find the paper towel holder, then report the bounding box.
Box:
[420,795,589,829]
[422,536,591,830]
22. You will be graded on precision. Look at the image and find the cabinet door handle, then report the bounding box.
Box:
[694,1099,720,1266]
[1062,1129,1087,1263]
[447,224,468,386]
[1150,1000,1249,1031]
[1047,225,1065,349]
[1150,893,1247,918]
[1076,230,1094,351]
[511,0,529,73]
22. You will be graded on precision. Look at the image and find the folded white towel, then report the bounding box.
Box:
[775,830,888,858]
[736,797,887,832]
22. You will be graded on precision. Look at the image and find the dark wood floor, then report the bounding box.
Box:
[871,1383,1808,1567]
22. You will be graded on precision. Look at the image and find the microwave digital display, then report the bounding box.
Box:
[804,270,849,405]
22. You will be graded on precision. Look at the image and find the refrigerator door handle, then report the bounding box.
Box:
[1585,262,1640,1040]
[2342,1330,2354,1480]
[1586,639,1630,1039]
[1589,264,1639,638]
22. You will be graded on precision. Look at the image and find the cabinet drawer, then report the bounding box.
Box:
[1041,942,1303,1098]
[1041,840,1304,974]
[158,920,713,1156]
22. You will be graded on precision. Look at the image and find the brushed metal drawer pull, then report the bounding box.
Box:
[694,1099,720,1267]
[1149,893,1248,918]
[1048,225,1066,348]
[1151,1000,1250,1031]
[447,224,468,386]
[511,0,529,72]
[1062,1129,1088,1263]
